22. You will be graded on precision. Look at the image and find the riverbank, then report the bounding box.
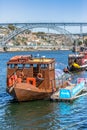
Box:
[0,46,72,52]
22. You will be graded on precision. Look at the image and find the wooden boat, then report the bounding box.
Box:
[68,51,87,71]
[51,81,85,101]
[6,55,71,101]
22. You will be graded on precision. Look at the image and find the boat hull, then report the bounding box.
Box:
[68,65,87,72]
[59,82,84,99]
[6,83,53,101]
[51,82,85,101]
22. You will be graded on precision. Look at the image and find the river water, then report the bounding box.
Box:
[0,50,87,130]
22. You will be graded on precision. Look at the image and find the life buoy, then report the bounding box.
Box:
[7,75,14,87]
[37,73,43,79]
[26,77,36,86]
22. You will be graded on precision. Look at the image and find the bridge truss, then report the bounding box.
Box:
[0,22,87,47]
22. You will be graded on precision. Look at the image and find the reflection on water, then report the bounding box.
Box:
[2,101,58,129]
[2,98,87,130]
[0,51,87,130]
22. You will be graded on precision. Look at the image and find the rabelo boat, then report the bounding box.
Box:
[7,55,71,101]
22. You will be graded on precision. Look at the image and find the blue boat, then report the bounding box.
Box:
[59,82,84,99]
[51,81,86,101]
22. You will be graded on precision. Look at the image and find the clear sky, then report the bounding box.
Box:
[0,0,87,23]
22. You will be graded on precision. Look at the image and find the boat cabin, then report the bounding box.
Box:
[7,55,56,91]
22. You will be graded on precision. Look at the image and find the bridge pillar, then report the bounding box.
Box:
[48,27,49,33]
[80,24,83,42]
[64,24,66,30]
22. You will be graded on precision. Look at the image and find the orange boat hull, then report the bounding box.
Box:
[7,83,53,101]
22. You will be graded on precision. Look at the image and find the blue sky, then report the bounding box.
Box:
[0,0,87,23]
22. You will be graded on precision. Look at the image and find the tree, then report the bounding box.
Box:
[78,40,82,46]
[8,24,16,30]
[84,39,87,46]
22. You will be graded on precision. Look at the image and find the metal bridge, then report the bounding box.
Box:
[0,22,87,47]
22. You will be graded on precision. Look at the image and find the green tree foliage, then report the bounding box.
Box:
[84,39,87,46]
[78,40,82,45]
[8,24,16,30]
[73,40,83,46]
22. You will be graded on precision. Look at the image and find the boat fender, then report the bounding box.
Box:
[9,86,14,93]
[11,75,15,85]
[37,73,43,79]
[26,78,36,86]
[14,73,17,81]
[7,75,14,87]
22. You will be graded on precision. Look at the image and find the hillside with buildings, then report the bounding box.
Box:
[0,25,87,51]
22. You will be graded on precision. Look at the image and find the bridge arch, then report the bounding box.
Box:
[0,23,74,45]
